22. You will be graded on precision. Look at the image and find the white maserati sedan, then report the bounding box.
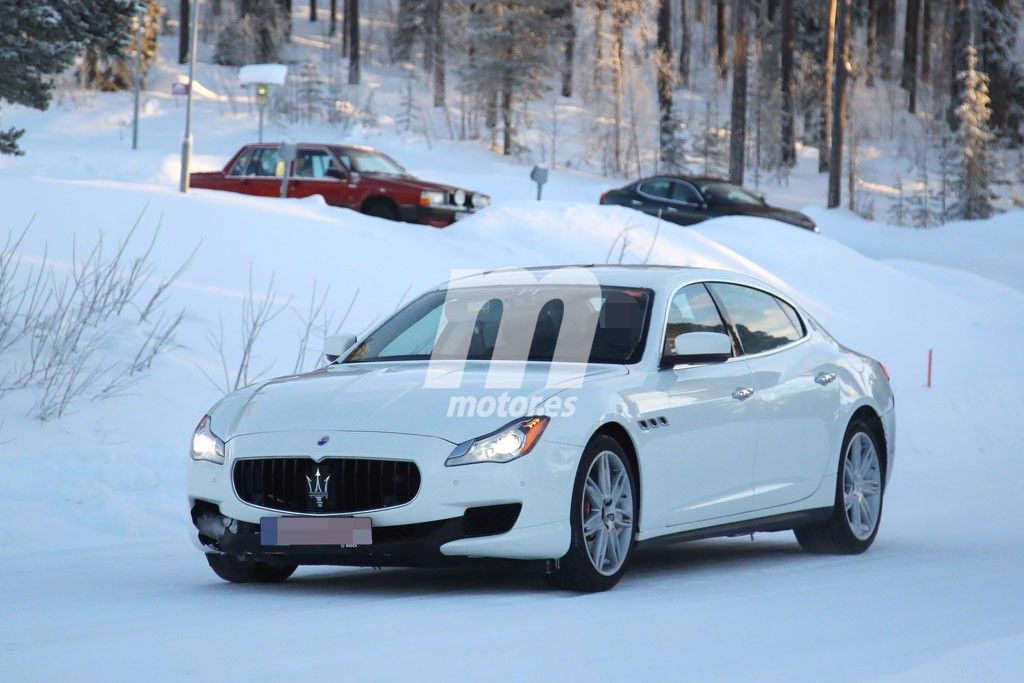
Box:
[188,265,894,592]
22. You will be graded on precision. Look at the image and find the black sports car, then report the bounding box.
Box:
[599,176,818,231]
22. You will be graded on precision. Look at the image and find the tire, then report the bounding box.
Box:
[361,198,401,221]
[547,435,638,592]
[794,419,885,554]
[206,554,297,584]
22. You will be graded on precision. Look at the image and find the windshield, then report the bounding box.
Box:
[333,147,407,176]
[345,285,653,365]
[699,182,764,206]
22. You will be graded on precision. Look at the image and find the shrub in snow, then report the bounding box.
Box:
[0,217,192,421]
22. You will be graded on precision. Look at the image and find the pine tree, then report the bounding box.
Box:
[459,0,560,156]
[979,0,1024,144]
[951,45,998,220]
[76,0,139,91]
[1,1,132,155]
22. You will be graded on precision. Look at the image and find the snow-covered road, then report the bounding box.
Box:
[4,514,1022,682]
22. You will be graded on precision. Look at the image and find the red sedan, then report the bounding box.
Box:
[190,143,490,227]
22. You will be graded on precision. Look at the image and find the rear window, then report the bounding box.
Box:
[708,283,803,355]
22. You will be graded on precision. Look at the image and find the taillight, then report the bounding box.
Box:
[879,362,890,381]
[599,192,607,204]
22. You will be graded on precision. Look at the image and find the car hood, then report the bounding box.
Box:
[362,173,470,194]
[720,204,817,230]
[209,361,625,444]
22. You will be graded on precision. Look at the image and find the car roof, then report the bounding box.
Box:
[446,264,779,294]
[634,175,730,185]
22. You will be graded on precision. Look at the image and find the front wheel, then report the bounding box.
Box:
[547,435,637,592]
[794,419,885,554]
[206,554,297,583]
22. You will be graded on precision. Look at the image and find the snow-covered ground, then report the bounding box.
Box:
[2,31,1023,683]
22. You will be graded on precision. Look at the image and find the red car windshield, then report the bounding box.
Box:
[332,147,406,176]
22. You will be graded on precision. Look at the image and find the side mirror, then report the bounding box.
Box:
[324,168,347,181]
[324,333,357,363]
[662,331,732,367]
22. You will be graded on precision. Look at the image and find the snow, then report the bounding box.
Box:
[237,63,289,86]
[1,20,1023,683]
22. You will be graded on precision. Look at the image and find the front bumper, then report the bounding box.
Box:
[398,204,475,227]
[187,430,577,564]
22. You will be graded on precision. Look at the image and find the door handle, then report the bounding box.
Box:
[630,199,642,206]
[815,372,837,386]
[732,387,754,401]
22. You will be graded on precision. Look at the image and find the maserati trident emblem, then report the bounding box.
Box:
[306,467,331,509]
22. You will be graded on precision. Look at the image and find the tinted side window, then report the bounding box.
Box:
[664,283,727,356]
[246,148,282,177]
[294,149,336,178]
[638,179,672,199]
[709,284,802,355]
[671,182,702,205]
[227,149,251,176]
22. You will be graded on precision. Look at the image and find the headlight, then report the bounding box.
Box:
[473,193,491,209]
[445,416,549,467]
[420,190,446,206]
[453,189,466,206]
[191,414,225,464]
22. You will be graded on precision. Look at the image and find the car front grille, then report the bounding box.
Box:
[233,457,421,514]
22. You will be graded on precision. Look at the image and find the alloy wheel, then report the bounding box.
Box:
[581,450,635,576]
[843,432,883,541]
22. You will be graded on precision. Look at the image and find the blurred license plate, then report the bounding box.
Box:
[260,517,372,547]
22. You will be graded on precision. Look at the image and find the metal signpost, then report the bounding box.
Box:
[278,142,296,199]
[239,64,288,144]
[530,164,549,200]
[131,13,142,150]
[179,0,199,193]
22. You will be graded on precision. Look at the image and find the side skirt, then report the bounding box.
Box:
[639,507,834,547]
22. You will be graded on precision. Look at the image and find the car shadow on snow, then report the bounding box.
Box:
[210,535,814,596]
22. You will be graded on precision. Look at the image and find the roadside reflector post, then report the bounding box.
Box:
[239,64,288,144]
[927,348,933,388]
[278,142,297,199]
[530,164,549,201]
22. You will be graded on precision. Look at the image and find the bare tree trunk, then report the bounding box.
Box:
[876,0,895,79]
[432,0,445,108]
[679,0,690,85]
[828,0,851,208]
[657,0,674,167]
[780,0,795,166]
[865,0,877,86]
[613,13,625,173]
[342,0,349,53]
[329,0,337,35]
[348,0,360,84]
[902,0,920,113]
[819,0,837,173]
[561,0,575,97]
[920,0,932,84]
[728,0,748,184]
[501,88,513,156]
[947,0,968,131]
[716,0,728,80]
[178,0,189,65]
[310,0,317,21]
